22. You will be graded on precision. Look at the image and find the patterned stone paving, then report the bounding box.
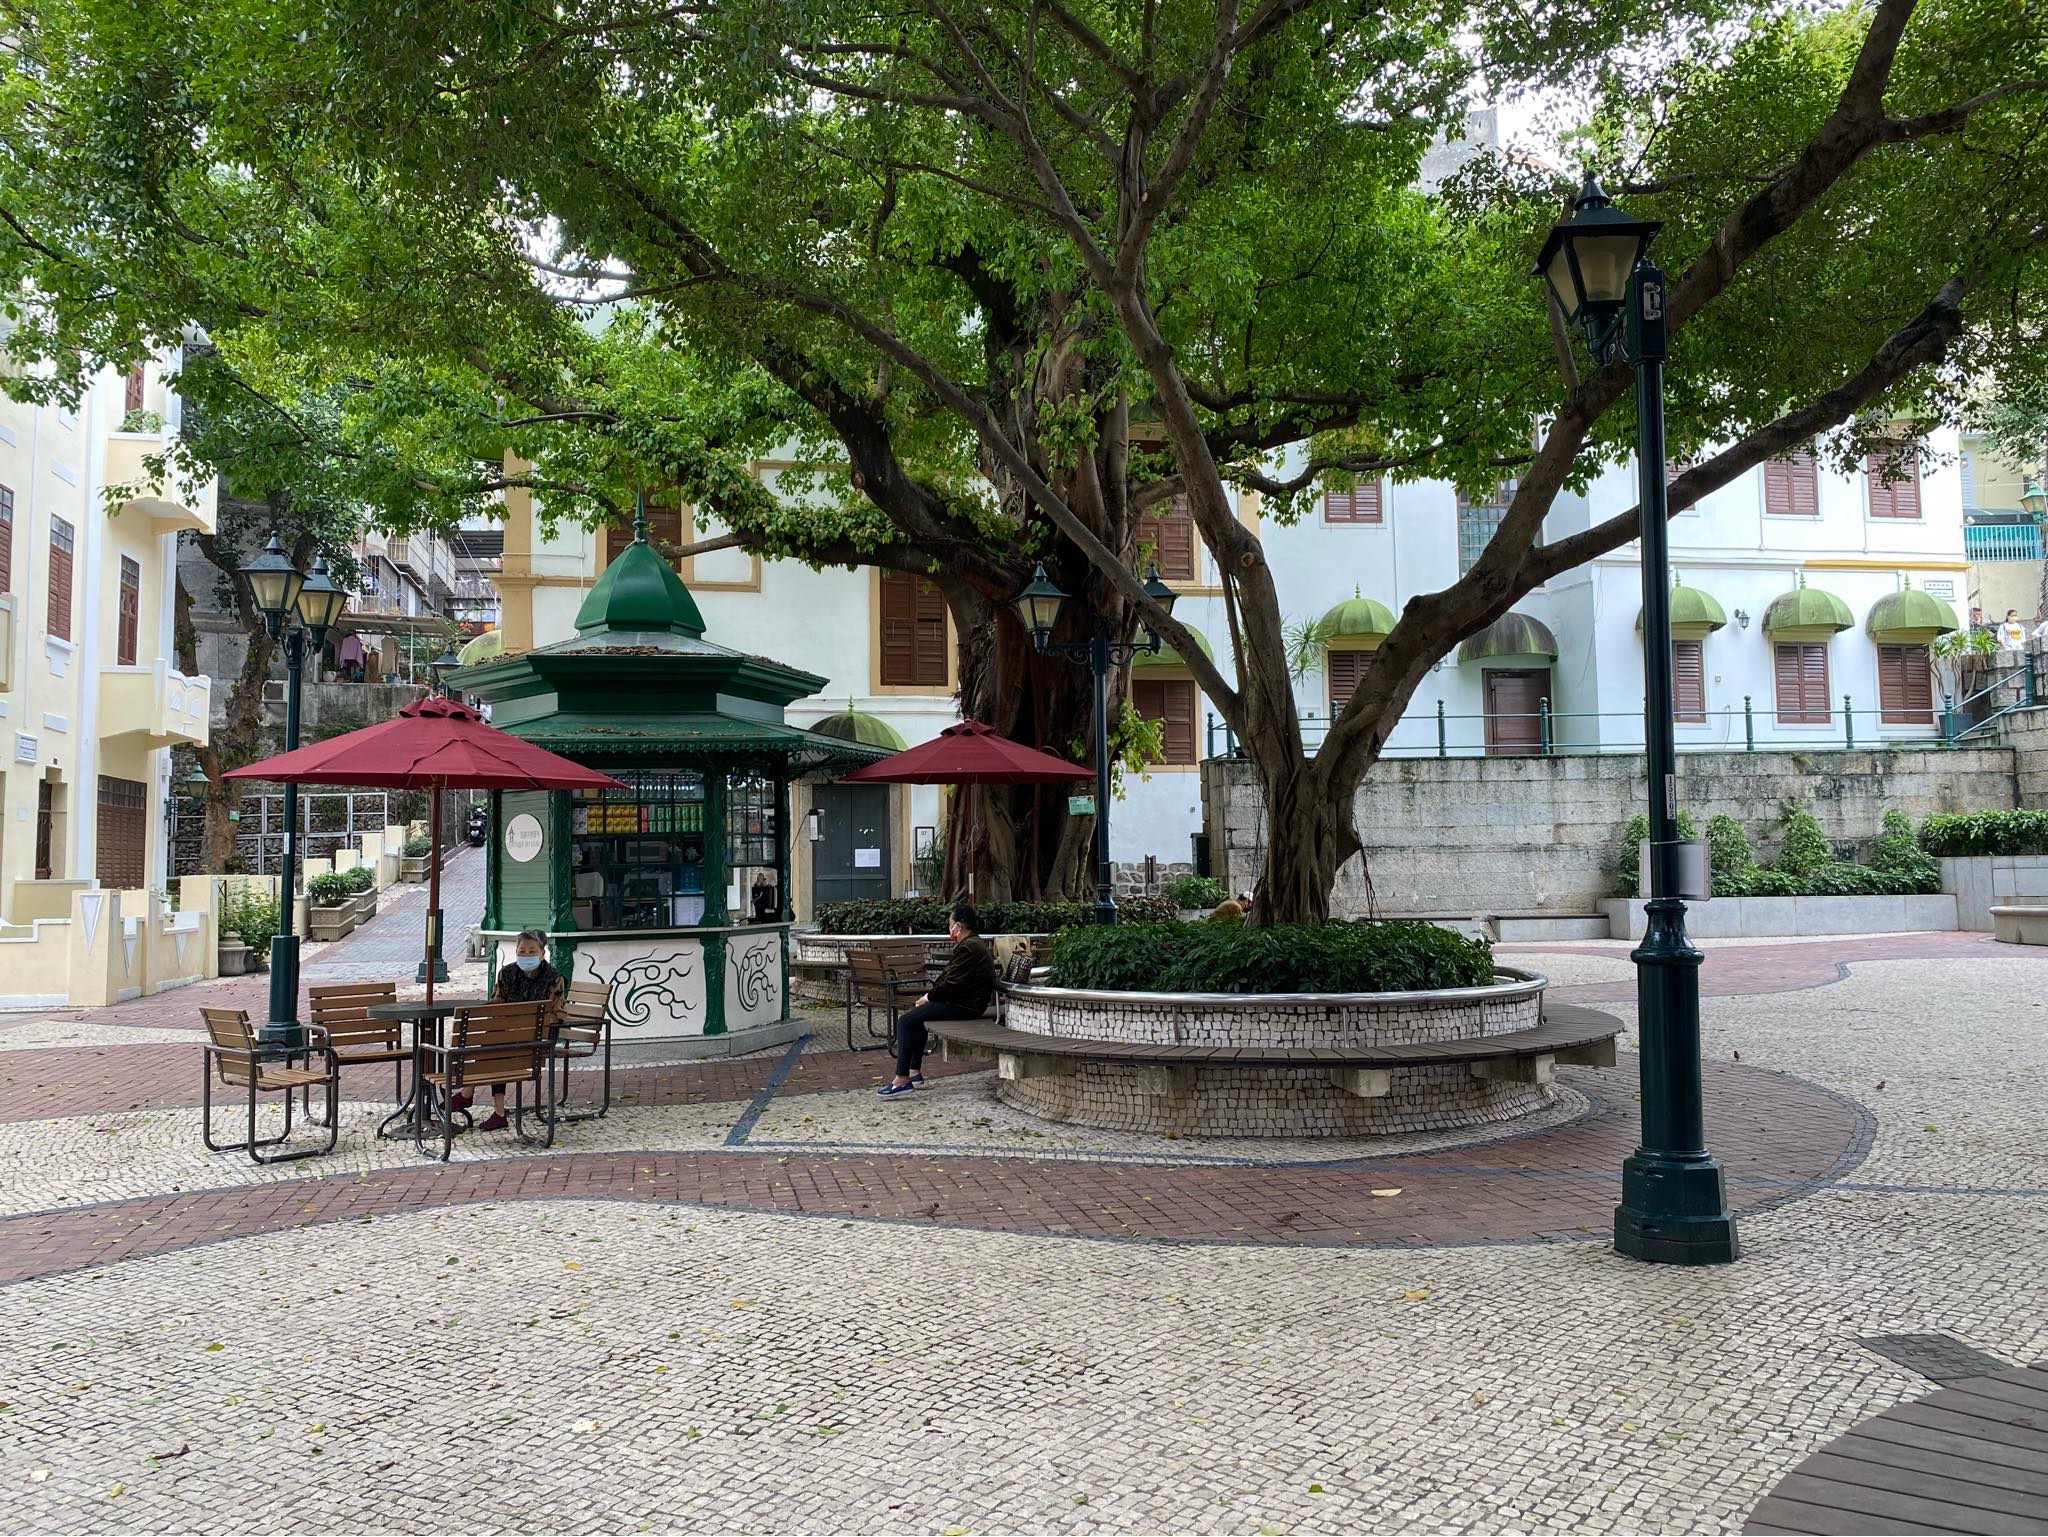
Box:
[0,935,2042,1533]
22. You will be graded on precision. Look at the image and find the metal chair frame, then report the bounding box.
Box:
[412,1001,556,1162]
[199,1008,340,1165]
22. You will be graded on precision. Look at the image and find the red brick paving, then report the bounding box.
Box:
[0,1059,1855,1283]
[1503,930,2024,1004]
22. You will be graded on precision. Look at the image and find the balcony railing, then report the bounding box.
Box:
[99,660,211,749]
[103,429,217,535]
[1964,523,2043,561]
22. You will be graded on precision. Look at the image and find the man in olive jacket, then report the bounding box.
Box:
[877,902,994,1098]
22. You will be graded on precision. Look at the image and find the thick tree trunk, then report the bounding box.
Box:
[1245,755,1360,926]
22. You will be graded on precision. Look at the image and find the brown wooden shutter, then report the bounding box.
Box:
[1867,447,1922,519]
[124,364,145,415]
[1133,679,1197,765]
[1141,498,1198,581]
[117,555,140,666]
[1672,639,1705,723]
[605,495,687,569]
[877,569,948,687]
[1327,650,1369,715]
[0,484,12,593]
[1774,642,1830,724]
[48,517,74,641]
[1878,643,1934,724]
[1323,481,1382,523]
[1765,449,1819,516]
[95,776,148,890]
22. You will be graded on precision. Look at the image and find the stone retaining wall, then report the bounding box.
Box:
[1203,747,2017,917]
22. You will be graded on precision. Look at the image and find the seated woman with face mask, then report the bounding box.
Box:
[452,928,567,1131]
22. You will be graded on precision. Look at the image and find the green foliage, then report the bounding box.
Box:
[1046,920,1495,995]
[1774,803,1833,877]
[909,837,948,898]
[217,885,278,955]
[307,872,354,907]
[1071,700,1164,800]
[1919,809,2048,857]
[1162,874,1228,910]
[1614,808,1699,896]
[401,835,434,858]
[345,865,377,894]
[816,897,1179,935]
[1704,815,1756,896]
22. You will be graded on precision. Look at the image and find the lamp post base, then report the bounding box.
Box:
[1614,1155,1739,1265]
[416,907,449,983]
[259,934,303,1054]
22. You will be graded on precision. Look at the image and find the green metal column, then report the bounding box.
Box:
[702,769,728,1034]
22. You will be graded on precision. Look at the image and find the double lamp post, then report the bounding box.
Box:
[1536,173,1738,1265]
[1013,561,1179,925]
[238,533,347,1051]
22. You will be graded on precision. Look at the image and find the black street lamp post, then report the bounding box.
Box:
[414,639,464,984]
[1536,174,1738,1265]
[1014,563,1178,925]
[240,535,346,1051]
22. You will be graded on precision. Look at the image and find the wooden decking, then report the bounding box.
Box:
[1747,1363,2048,1535]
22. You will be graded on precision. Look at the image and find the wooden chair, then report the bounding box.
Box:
[414,1000,555,1162]
[546,980,614,1124]
[306,981,407,1121]
[199,1007,339,1164]
[844,945,924,1052]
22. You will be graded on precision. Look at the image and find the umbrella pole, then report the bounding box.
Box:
[425,783,442,1005]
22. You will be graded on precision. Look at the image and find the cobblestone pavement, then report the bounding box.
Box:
[0,939,2043,1533]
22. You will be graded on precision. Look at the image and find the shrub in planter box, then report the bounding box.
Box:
[307,872,357,940]
[1045,918,1495,995]
[399,834,434,882]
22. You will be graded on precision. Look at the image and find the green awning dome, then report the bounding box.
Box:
[1762,576,1853,637]
[573,505,706,639]
[456,628,503,666]
[1320,588,1397,649]
[1134,622,1215,668]
[810,707,907,751]
[1635,578,1727,637]
[1458,612,1559,663]
[1866,584,1958,643]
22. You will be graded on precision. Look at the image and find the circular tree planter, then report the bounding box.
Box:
[995,968,1552,1137]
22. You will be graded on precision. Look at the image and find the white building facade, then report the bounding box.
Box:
[491,429,1969,914]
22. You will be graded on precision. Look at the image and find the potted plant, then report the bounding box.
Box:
[399,834,433,883]
[217,885,278,976]
[1162,873,1228,920]
[306,871,357,941]
[345,863,378,922]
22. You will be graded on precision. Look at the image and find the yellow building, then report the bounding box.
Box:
[1961,431,2046,624]
[0,354,216,1007]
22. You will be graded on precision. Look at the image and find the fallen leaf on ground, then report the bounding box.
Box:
[1403,1289,1430,1301]
[1370,1188,1402,1198]
[572,1419,600,1434]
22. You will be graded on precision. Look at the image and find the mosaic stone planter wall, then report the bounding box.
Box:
[993,970,1551,1137]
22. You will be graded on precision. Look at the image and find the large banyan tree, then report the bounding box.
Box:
[2,0,2042,918]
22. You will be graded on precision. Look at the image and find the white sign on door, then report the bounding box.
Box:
[504,812,545,863]
[853,847,882,869]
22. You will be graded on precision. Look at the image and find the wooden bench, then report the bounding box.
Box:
[927,1002,1622,1098]
[307,981,408,1116]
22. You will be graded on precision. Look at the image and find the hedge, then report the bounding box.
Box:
[1045,919,1495,995]
[815,895,1180,935]
[1162,873,1228,909]
[1919,809,2048,857]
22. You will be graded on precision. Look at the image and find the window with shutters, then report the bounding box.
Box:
[1322,480,1383,524]
[1877,643,1935,725]
[1773,642,1831,725]
[1866,443,1923,519]
[117,555,140,666]
[604,496,686,570]
[1960,451,1977,511]
[1133,678,1197,766]
[1326,650,1370,716]
[48,516,75,641]
[1137,497,1198,582]
[1763,449,1820,517]
[1456,483,1513,574]
[876,568,949,688]
[124,364,145,416]
[0,483,12,593]
[95,776,148,890]
[1672,640,1706,723]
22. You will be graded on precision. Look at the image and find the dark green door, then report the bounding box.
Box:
[812,783,891,907]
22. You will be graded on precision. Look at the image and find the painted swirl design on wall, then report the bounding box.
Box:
[594,954,700,1029]
[733,938,777,1014]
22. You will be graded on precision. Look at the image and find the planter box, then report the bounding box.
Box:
[1992,905,2048,946]
[399,856,429,883]
[217,938,253,976]
[995,969,1555,1138]
[1601,893,1957,940]
[351,891,378,924]
[307,904,355,942]
[1938,855,2048,932]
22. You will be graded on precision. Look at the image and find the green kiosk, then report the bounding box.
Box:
[456,516,888,1044]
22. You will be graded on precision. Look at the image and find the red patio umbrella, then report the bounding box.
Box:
[838,720,1089,899]
[227,694,624,1001]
